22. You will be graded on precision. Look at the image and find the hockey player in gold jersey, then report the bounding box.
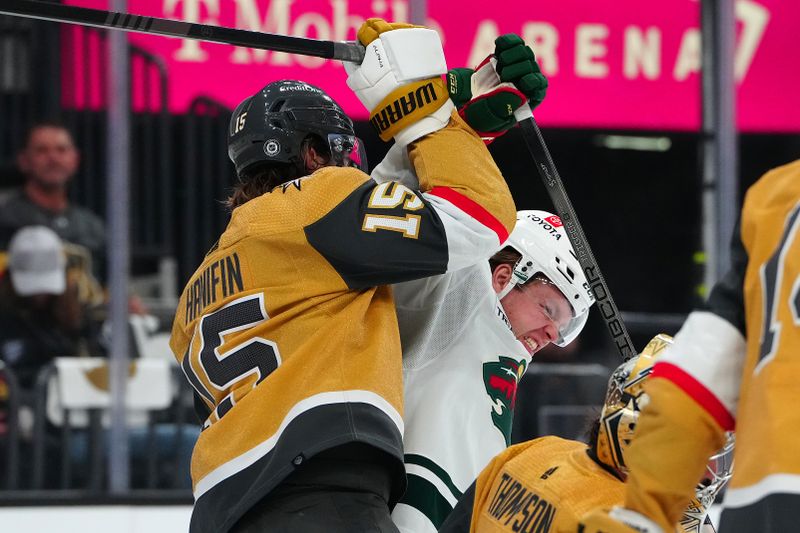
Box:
[169,19,522,533]
[580,161,800,533]
[437,335,733,533]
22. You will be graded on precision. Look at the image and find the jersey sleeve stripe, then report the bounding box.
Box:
[405,454,464,501]
[723,474,800,509]
[658,310,745,418]
[428,186,509,243]
[400,474,456,529]
[652,362,735,431]
[193,390,404,499]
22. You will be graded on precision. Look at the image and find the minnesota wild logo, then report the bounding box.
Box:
[483,356,528,445]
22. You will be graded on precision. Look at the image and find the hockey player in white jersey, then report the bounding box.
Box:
[389,210,594,533]
[368,34,595,533]
[374,172,593,531]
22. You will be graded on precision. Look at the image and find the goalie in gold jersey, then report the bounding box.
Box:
[438,334,733,533]
[170,19,521,533]
[580,161,800,533]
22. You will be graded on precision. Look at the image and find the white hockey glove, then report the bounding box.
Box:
[579,507,665,533]
[345,18,454,146]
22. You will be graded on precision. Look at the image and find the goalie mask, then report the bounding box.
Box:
[228,80,368,177]
[496,210,594,346]
[680,434,735,532]
[596,334,734,529]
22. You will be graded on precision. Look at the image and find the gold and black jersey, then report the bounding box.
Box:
[619,160,800,533]
[716,160,800,531]
[170,112,516,533]
[439,437,625,533]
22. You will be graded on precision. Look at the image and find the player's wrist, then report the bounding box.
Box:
[392,100,455,147]
[346,19,450,144]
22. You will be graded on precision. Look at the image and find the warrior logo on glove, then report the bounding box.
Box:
[370,80,447,138]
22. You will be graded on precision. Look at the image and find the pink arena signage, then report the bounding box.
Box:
[64,0,796,131]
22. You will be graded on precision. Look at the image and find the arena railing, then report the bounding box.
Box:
[0,358,196,497]
[0,13,177,297]
[60,24,176,288]
[514,363,611,444]
[177,96,235,284]
[0,12,60,185]
[0,362,20,491]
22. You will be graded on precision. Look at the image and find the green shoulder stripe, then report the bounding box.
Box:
[404,453,464,500]
[400,473,454,529]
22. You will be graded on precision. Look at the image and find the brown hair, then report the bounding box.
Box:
[489,247,554,290]
[489,246,522,273]
[0,272,84,333]
[22,120,75,150]
[225,134,331,210]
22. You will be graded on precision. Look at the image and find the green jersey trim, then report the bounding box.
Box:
[405,453,464,501]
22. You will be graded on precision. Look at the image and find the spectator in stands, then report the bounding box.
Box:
[0,226,103,389]
[0,121,105,280]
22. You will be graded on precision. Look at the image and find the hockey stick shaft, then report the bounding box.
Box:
[0,0,366,63]
[514,106,636,360]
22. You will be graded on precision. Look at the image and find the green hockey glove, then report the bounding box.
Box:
[447,34,548,142]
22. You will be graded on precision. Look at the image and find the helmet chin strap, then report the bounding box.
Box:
[496,277,518,301]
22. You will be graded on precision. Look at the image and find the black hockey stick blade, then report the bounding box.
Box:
[514,108,637,360]
[0,0,366,63]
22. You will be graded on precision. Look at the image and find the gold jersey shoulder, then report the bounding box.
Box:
[171,167,372,337]
[472,437,624,533]
[223,166,370,241]
[740,158,800,379]
[734,159,800,489]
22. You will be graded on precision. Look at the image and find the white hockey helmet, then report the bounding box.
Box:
[497,210,595,346]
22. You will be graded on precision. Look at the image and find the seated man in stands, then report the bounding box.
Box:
[0,121,105,281]
[0,226,104,389]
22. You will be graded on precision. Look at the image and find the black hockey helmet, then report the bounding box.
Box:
[227,80,367,177]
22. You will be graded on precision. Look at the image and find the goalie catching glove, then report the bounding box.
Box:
[345,18,455,146]
[448,34,548,143]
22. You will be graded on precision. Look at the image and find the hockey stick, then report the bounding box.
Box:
[513,105,636,360]
[2,0,635,359]
[0,0,366,63]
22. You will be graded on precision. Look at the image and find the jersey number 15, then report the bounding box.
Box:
[182,293,281,425]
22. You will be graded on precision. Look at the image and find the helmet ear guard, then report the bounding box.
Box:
[497,210,595,346]
[595,334,735,525]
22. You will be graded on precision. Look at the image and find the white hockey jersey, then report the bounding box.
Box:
[372,146,531,533]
